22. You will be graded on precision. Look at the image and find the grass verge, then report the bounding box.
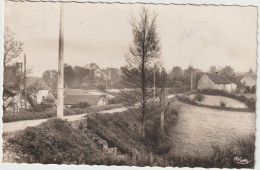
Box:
[3,104,123,123]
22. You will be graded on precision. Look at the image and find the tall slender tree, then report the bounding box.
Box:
[121,6,160,139]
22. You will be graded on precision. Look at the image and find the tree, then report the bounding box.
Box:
[221,66,234,75]
[4,27,24,66]
[209,65,217,73]
[64,64,75,88]
[88,62,100,80]
[170,66,183,79]
[3,28,24,112]
[74,66,90,88]
[121,6,160,139]
[42,70,58,90]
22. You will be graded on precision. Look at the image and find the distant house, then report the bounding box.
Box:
[64,89,112,107]
[240,75,256,87]
[27,77,51,104]
[198,73,241,92]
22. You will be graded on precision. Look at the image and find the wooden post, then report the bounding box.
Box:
[153,65,156,101]
[57,3,64,118]
[20,63,23,110]
[24,54,27,109]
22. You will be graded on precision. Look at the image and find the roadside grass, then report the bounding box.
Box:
[86,102,179,156]
[3,104,255,168]
[2,104,123,123]
[4,118,128,165]
[198,89,256,111]
[176,95,253,112]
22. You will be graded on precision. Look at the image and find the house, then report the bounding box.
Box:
[27,77,51,104]
[198,73,241,92]
[240,75,256,87]
[64,89,112,107]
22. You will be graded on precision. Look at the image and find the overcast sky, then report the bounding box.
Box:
[5,2,258,76]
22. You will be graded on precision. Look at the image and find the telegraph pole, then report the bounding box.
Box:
[57,3,64,118]
[20,63,23,110]
[24,54,27,109]
[153,65,156,101]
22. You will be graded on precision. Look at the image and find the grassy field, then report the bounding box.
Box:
[170,102,255,158]
[192,95,247,109]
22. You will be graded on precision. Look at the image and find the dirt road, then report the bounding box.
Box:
[2,107,127,133]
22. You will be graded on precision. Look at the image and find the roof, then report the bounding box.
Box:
[27,77,50,90]
[225,75,243,85]
[205,73,231,84]
[64,95,106,105]
[241,74,257,80]
[235,75,244,80]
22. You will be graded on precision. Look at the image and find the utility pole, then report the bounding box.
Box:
[57,3,64,118]
[191,72,193,91]
[19,63,23,110]
[153,65,156,101]
[24,54,27,109]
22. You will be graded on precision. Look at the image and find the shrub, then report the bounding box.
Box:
[245,98,256,111]
[7,119,107,164]
[194,94,205,102]
[219,101,227,108]
[250,85,256,94]
[71,101,91,109]
[70,108,86,114]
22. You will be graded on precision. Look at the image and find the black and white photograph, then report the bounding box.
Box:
[1,0,258,169]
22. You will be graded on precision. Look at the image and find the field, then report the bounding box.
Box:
[170,102,255,158]
[189,94,247,108]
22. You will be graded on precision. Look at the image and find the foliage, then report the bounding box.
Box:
[42,70,58,90]
[3,104,123,123]
[221,66,234,75]
[71,101,91,109]
[97,84,106,93]
[194,93,205,102]
[198,89,256,111]
[121,6,161,138]
[4,27,23,66]
[219,101,227,108]
[176,94,251,112]
[7,119,108,164]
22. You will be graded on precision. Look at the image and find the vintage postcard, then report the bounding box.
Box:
[1,0,258,169]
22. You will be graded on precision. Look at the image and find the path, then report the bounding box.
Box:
[3,107,127,133]
[3,95,176,133]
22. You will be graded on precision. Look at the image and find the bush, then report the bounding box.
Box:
[7,119,107,164]
[245,98,256,111]
[219,101,227,108]
[194,94,205,102]
[71,101,91,109]
[250,85,256,94]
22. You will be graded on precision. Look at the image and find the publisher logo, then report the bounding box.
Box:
[234,157,251,165]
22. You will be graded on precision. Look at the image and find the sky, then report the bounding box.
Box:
[4,1,258,76]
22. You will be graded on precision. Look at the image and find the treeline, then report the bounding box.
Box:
[42,63,123,90]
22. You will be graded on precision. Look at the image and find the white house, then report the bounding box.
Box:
[27,77,51,104]
[240,75,256,87]
[198,73,241,93]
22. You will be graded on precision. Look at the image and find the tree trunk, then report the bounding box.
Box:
[160,89,165,133]
[142,113,146,139]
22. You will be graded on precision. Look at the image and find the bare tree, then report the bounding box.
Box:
[121,6,160,139]
[4,27,23,66]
